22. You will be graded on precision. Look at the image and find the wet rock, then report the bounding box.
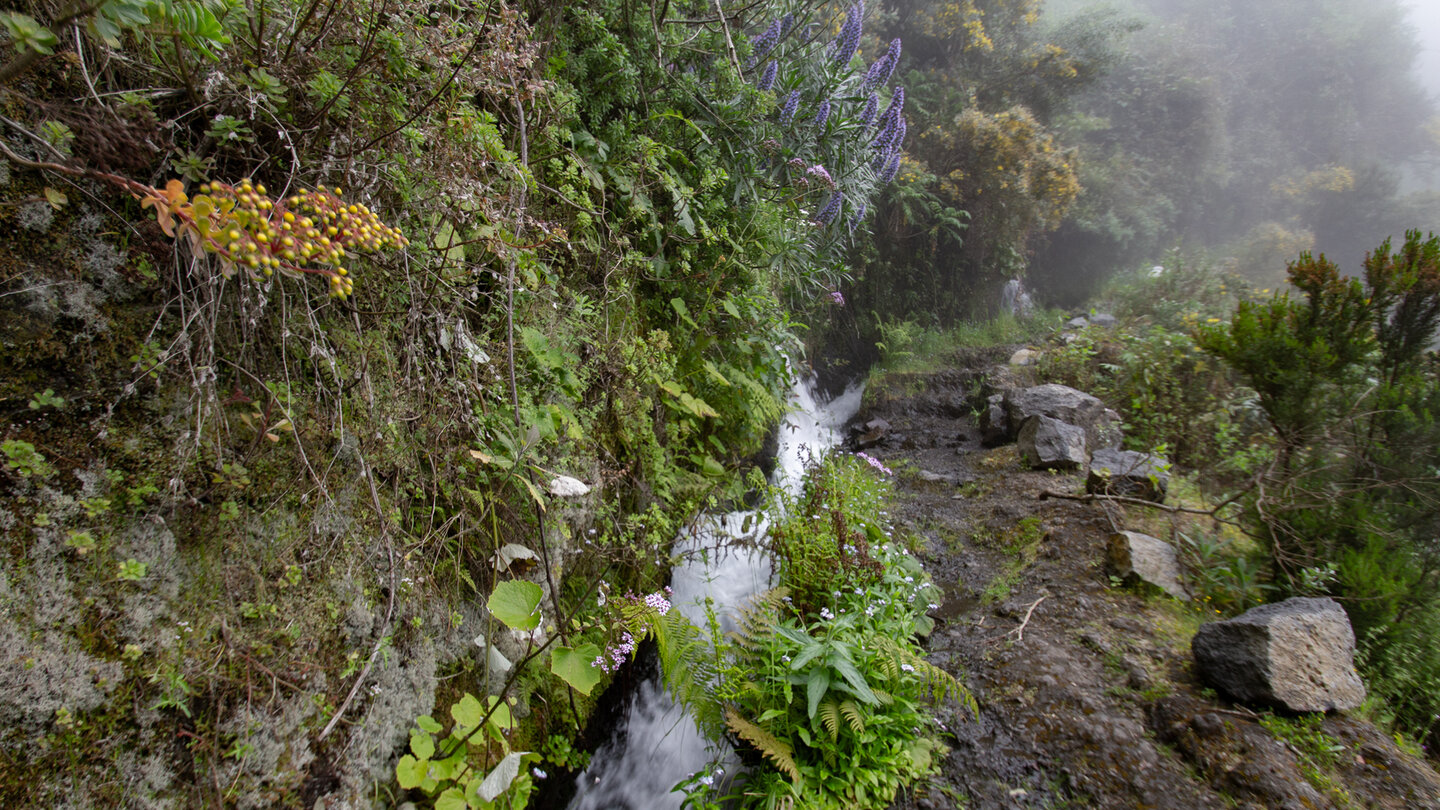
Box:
[1003,384,1113,449]
[980,394,1009,447]
[1017,415,1088,470]
[1192,597,1366,712]
[1008,348,1039,366]
[1088,449,1170,502]
[1108,532,1189,600]
[1150,695,1330,809]
[850,417,891,449]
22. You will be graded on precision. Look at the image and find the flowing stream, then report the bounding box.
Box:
[564,377,864,810]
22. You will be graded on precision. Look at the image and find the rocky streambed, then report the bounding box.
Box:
[846,348,1440,810]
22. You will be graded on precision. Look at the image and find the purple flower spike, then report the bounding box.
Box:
[812,100,831,128]
[757,60,777,91]
[750,18,783,65]
[859,93,879,129]
[863,38,903,91]
[833,2,864,67]
[829,291,845,305]
[780,13,795,36]
[814,190,844,225]
[779,90,801,126]
[879,150,902,184]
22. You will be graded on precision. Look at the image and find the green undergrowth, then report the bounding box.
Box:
[670,452,976,809]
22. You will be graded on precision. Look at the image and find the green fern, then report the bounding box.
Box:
[726,708,801,783]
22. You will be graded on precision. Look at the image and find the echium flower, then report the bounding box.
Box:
[813,190,844,225]
[807,164,835,188]
[879,150,902,184]
[778,90,801,126]
[833,1,863,67]
[863,38,902,91]
[756,60,778,91]
[878,85,905,131]
[780,12,795,36]
[858,92,879,129]
[811,100,831,128]
[749,17,783,66]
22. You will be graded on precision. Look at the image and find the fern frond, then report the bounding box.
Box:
[839,699,865,735]
[818,697,841,742]
[725,708,801,783]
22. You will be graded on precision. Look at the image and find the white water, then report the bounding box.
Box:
[564,377,863,810]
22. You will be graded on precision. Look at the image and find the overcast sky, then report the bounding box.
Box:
[1402,0,1440,99]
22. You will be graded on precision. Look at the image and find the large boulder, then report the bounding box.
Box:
[1003,384,1115,448]
[1017,415,1088,470]
[1192,597,1366,712]
[1088,449,1170,503]
[1108,531,1189,600]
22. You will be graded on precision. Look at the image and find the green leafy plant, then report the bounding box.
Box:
[2,439,55,479]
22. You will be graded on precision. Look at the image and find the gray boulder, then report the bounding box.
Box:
[1192,597,1366,712]
[1108,531,1189,600]
[980,394,1009,447]
[1088,449,1169,503]
[1090,313,1118,327]
[1003,384,1113,448]
[1017,415,1088,470]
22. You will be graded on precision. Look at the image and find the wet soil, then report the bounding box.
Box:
[856,348,1440,810]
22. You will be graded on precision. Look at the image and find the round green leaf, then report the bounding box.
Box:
[488,580,543,631]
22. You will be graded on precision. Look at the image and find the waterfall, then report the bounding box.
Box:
[563,377,863,810]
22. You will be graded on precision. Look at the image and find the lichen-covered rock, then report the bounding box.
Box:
[1017,415,1088,470]
[1108,531,1189,600]
[1008,348,1039,366]
[1192,597,1366,712]
[1089,449,1169,503]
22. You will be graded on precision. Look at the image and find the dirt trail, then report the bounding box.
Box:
[851,350,1440,810]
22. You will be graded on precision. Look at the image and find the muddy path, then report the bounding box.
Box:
[851,350,1440,810]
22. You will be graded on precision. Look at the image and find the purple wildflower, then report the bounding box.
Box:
[644,591,672,616]
[877,85,905,132]
[829,291,845,306]
[780,13,795,36]
[807,164,836,188]
[761,138,781,153]
[863,39,902,91]
[811,100,831,128]
[779,90,801,126]
[749,18,783,65]
[879,150,902,184]
[756,60,777,91]
[833,2,864,67]
[787,156,805,171]
[813,190,844,225]
[857,451,893,476]
[858,93,879,129]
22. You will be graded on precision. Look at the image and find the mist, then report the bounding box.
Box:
[1025,0,1440,305]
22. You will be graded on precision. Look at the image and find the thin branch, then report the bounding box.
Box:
[1007,596,1045,642]
[1037,489,1242,525]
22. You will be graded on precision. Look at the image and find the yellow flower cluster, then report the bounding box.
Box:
[140,178,407,299]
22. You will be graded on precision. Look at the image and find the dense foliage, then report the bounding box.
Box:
[0,0,949,803]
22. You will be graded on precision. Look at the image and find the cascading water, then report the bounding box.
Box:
[563,377,864,810]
